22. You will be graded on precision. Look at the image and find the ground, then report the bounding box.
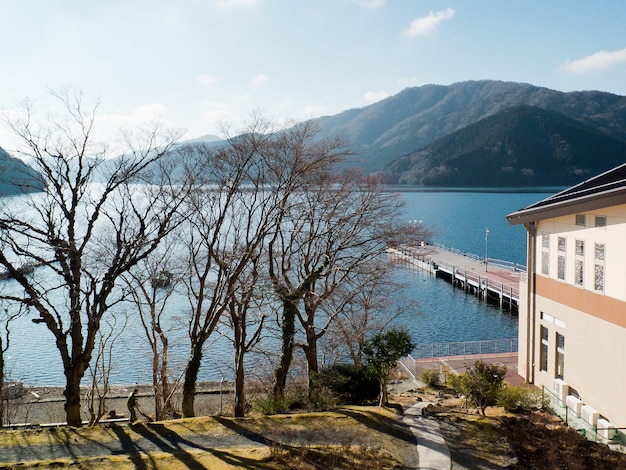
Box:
[2,382,626,468]
[390,387,626,469]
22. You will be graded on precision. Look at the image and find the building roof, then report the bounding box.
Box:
[506,162,626,225]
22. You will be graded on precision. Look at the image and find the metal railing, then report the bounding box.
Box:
[409,338,518,360]
[429,241,526,273]
[543,386,626,447]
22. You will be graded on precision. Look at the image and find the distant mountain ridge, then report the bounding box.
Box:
[0,147,45,195]
[311,80,626,180]
[3,80,626,191]
[384,105,626,187]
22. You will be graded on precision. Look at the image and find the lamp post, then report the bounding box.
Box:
[484,227,489,272]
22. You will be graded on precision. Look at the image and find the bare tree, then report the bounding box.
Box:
[223,255,269,417]
[322,265,418,367]
[121,245,183,421]
[84,312,127,426]
[0,303,21,428]
[0,88,189,426]
[179,116,282,417]
[269,170,411,402]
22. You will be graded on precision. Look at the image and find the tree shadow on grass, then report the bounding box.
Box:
[335,408,416,443]
[117,421,274,470]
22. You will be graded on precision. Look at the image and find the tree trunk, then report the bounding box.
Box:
[378,377,388,407]
[234,347,246,417]
[0,338,4,427]
[304,325,318,397]
[233,317,246,418]
[65,366,84,426]
[182,343,203,418]
[152,347,163,420]
[273,299,297,404]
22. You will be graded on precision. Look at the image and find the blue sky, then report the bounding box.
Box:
[1,0,626,150]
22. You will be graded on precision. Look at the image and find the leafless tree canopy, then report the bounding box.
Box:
[0,89,189,426]
[0,99,428,423]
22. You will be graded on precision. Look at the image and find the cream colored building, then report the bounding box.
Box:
[507,164,626,433]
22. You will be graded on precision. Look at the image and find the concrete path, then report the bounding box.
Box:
[403,402,451,470]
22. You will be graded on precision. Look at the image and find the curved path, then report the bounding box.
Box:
[403,402,451,470]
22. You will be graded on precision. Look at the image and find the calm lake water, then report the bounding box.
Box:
[3,188,558,386]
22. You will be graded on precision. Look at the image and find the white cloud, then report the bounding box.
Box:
[404,8,455,38]
[349,0,385,9]
[364,91,390,104]
[560,47,626,74]
[95,103,175,148]
[252,74,268,86]
[196,73,219,86]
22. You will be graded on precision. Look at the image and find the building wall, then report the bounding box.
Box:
[521,206,626,427]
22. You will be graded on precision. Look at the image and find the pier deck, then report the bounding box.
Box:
[390,244,524,312]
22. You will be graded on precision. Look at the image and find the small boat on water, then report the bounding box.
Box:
[152,270,174,288]
[0,262,36,280]
[17,262,35,275]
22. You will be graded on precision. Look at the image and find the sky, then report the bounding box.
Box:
[1,0,626,151]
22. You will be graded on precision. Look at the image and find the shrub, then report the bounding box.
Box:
[446,373,468,395]
[460,361,507,415]
[251,388,307,415]
[498,384,547,412]
[420,369,441,388]
[312,364,379,405]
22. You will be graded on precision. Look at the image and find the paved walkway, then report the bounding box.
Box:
[403,402,451,470]
[392,244,523,292]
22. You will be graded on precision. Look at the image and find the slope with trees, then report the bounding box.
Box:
[0,147,44,195]
[311,80,626,174]
[385,105,626,186]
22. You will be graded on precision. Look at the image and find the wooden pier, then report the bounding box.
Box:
[389,244,524,313]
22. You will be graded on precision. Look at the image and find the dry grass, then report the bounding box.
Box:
[0,407,410,469]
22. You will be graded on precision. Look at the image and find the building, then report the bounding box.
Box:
[507,163,626,434]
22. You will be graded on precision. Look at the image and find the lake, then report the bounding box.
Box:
[2,188,558,386]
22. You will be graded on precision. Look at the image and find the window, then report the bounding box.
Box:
[557,237,566,280]
[594,243,605,292]
[575,239,584,256]
[555,333,565,380]
[540,326,549,372]
[575,214,586,226]
[595,216,607,227]
[575,240,584,286]
[541,233,550,276]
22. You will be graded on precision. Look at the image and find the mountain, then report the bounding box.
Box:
[383,105,626,187]
[311,80,626,173]
[0,147,45,195]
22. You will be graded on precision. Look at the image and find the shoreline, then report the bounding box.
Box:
[3,381,236,427]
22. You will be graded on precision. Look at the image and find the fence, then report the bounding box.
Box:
[410,338,518,360]
[429,241,526,273]
[543,386,626,448]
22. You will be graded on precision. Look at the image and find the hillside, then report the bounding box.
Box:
[312,80,626,174]
[0,147,44,195]
[384,105,626,187]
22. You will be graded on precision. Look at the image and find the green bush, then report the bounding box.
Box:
[312,364,379,405]
[308,384,340,411]
[446,373,468,395]
[251,388,307,415]
[420,369,441,388]
[498,384,546,412]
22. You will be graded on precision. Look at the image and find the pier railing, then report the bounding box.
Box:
[429,241,526,272]
[410,338,518,359]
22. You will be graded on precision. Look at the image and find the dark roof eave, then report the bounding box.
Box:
[506,187,626,226]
